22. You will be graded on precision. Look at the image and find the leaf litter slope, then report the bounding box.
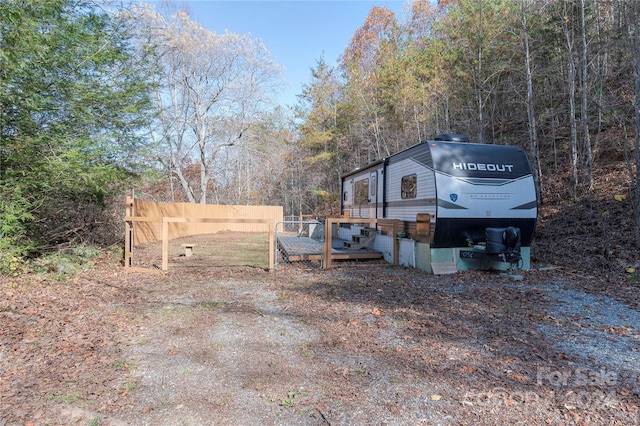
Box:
[1,252,639,425]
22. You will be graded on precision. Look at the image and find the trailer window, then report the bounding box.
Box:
[355,179,369,204]
[401,174,417,199]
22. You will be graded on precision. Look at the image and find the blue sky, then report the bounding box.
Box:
[182,0,408,107]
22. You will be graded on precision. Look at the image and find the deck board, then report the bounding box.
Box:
[277,235,382,262]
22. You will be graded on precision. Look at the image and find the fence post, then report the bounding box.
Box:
[393,220,400,265]
[299,211,303,235]
[268,220,275,271]
[162,217,169,271]
[323,218,333,269]
[124,195,133,267]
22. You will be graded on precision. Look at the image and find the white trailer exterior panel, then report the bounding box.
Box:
[385,153,437,222]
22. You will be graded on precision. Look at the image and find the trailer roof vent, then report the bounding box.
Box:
[433,133,470,143]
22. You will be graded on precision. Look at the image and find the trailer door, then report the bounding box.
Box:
[369,171,378,219]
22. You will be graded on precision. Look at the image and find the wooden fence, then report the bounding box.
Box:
[124,196,282,273]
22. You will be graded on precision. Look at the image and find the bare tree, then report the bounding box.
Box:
[520,0,542,200]
[579,0,593,189]
[130,5,282,204]
[560,1,579,197]
[632,0,640,243]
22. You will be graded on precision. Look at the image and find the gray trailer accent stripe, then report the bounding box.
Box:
[345,199,437,210]
[510,201,537,210]
[385,199,437,208]
[437,199,469,209]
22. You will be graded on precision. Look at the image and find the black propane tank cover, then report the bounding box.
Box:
[486,227,507,254]
[504,227,521,251]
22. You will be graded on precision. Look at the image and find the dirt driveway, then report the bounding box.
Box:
[1,253,640,425]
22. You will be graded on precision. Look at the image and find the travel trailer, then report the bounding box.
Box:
[340,134,537,273]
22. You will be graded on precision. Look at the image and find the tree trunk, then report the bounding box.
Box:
[580,0,593,190]
[633,0,640,244]
[520,0,542,200]
[476,2,485,144]
[562,3,579,197]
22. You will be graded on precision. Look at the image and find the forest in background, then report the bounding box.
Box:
[2,0,640,274]
[295,0,640,213]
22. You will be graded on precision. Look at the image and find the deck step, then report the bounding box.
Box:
[343,227,378,250]
[359,227,378,237]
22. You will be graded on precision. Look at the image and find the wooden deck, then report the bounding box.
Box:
[277,235,383,262]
